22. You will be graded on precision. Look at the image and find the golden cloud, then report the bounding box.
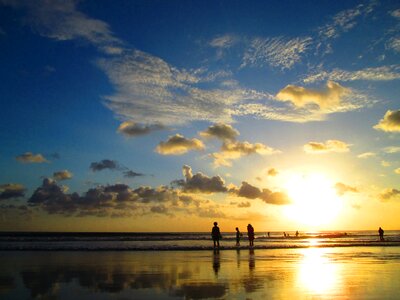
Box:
[16,152,48,163]
[156,134,205,155]
[373,109,400,132]
[303,140,350,153]
[211,141,280,167]
[276,81,349,110]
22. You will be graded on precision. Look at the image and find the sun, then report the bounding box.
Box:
[284,172,342,227]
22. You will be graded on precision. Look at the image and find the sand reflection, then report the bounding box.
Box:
[297,248,340,296]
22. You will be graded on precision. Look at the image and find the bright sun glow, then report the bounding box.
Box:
[284,173,342,227]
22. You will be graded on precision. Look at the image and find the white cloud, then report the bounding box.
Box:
[53,170,73,181]
[395,168,400,175]
[303,65,400,83]
[387,37,400,53]
[390,9,400,19]
[241,36,312,70]
[357,152,376,159]
[199,123,239,141]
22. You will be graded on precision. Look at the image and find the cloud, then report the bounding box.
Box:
[241,36,312,70]
[373,109,400,132]
[98,50,269,126]
[303,65,400,83]
[391,9,400,19]
[123,170,144,178]
[357,152,376,159]
[0,183,26,200]
[230,181,291,205]
[387,37,400,53]
[27,178,183,216]
[383,146,400,153]
[199,123,239,141]
[334,182,358,196]
[53,170,73,181]
[211,140,279,167]
[395,168,400,175]
[237,201,251,208]
[276,81,349,110]
[155,134,205,155]
[2,0,121,52]
[117,121,164,137]
[381,160,391,167]
[267,168,278,176]
[173,165,228,194]
[16,152,48,163]
[209,34,238,48]
[90,159,120,172]
[304,140,350,154]
[379,188,400,202]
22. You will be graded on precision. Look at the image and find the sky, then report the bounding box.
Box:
[0,0,399,232]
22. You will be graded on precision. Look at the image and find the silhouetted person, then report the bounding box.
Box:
[235,227,242,246]
[296,230,299,237]
[267,232,270,238]
[379,227,384,241]
[247,224,255,247]
[213,250,220,275]
[283,232,286,238]
[211,222,222,249]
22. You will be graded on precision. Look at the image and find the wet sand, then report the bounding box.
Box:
[1,246,400,299]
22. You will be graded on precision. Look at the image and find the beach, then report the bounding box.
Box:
[1,246,400,299]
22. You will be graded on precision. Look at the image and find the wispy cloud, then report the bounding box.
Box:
[373,109,400,132]
[383,146,400,153]
[304,140,350,154]
[357,152,376,159]
[241,36,312,70]
[334,182,358,196]
[2,0,122,52]
[16,152,48,163]
[209,34,238,48]
[379,188,400,202]
[90,159,121,172]
[155,134,205,155]
[303,65,400,83]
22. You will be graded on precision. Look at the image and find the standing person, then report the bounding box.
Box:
[379,227,384,241]
[247,224,255,247]
[235,227,242,246]
[211,222,222,249]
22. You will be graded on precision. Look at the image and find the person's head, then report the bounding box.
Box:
[214,222,218,226]
[236,227,238,230]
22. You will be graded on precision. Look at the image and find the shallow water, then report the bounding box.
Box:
[1,247,400,299]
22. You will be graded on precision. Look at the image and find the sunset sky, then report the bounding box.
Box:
[1,0,399,232]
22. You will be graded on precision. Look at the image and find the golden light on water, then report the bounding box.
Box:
[298,248,340,295]
[284,173,343,227]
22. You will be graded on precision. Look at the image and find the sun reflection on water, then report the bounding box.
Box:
[298,248,340,296]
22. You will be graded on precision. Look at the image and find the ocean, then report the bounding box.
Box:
[1,230,399,251]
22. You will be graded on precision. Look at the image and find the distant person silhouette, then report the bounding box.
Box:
[247,224,255,247]
[211,222,222,249]
[267,232,270,238]
[379,227,384,241]
[296,230,299,237]
[235,227,242,246]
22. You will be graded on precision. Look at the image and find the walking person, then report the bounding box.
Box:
[379,227,384,241]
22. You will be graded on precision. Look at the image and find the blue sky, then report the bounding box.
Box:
[0,0,399,232]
